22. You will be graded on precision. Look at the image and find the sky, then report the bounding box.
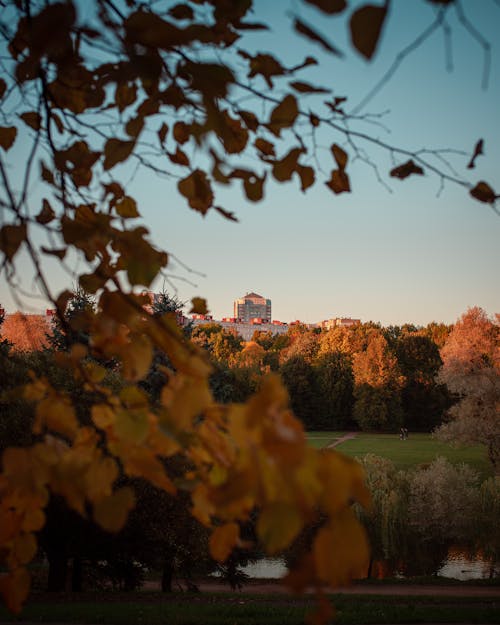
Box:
[2,0,500,327]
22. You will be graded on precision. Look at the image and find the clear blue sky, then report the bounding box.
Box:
[2,0,499,326]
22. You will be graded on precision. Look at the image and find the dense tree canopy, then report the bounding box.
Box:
[0,0,498,618]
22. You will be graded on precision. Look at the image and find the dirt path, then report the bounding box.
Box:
[142,579,499,598]
[326,432,358,448]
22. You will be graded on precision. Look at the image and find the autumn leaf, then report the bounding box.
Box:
[36,199,56,225]
[0,78,6,100]
[331,144,348,170]
[289,81,331,94]
[268,94,299,137]
[125,116,144,138]
[0,127,17,151]
[168,3,194,20]
[238,51,285,88]
[168,147,190,166]
[158,122,169,145]
[19,111,42,130]
[0,568,30,614]
[178,170,214,214]
[115,82,137,112]
[313,509,370,587]
[173,121,190,144]
[272,147,304,182]
[115,196,139,218]
[294,19,343,57]
[325,169,350,194]
[257,503,302,554]
[390,159,424,180]
[103,138,135,170]
[0,224,27,261]
[304,0,347,14]
[350,3,388,60]
[209,522,239,562]
[190,297,208,315]
[93,487,135,533]
[254,138,276,157]
[469,181,496,204]
[296,165,315,192]
[243,173,266,202]
[467,139,484,169]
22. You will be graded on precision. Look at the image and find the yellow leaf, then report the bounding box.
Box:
[92,403,116,429]
[84,456,118,502]
[115,408,149,443]
[93,487,135,533]
[257,503,302,554]
[0,567,30,614]
[22,508,45,533]
[122,447,176,493]
[103,138,135,170]
[209,522,239,562]
[0,126,17,151]
[313,508,370,587]
[35,397,78,439]
[11,533,37,566]
[0,224,27,262]
[161,373,212,430]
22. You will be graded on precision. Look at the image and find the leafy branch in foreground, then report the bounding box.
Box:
[0,0,498,620]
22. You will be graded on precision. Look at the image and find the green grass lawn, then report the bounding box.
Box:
[307,432,492,478]
[1,592,498,624]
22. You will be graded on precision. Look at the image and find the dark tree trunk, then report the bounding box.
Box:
[47,549,68,592]
[161,559,174,592]
[71,556,83,592]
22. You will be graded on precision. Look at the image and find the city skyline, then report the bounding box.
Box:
[1,2,499,328]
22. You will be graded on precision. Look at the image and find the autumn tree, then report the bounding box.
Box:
[436,307,500,473]
[0,0,498,617]
[1,312,49,352]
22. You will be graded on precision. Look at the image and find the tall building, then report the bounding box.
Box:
[233,292,271,323]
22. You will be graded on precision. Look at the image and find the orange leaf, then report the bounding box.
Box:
[115,82,137,112]
[125,116,144,138]
[390,159,424,180]
[115,196,139,218]
[209,522,239,562]
[268,95,299,137]
[0,567,31,614]
[178,170,214,214]
[0,126,17,151]
[257,503,302,554]
[20,111,42,130]
[304,0,347,14]
[470,181,496,204]
[158,122,169,144]
[103,138,135,170]
[173,121,190,144]
[325,169,350,194]
[272,148,304,182]
[36,199,55,224]
[350,3,388,60]
[297,165,315,192]
[254,138,276,157]
[190,297,209,314]
[331,144,348,170]
[93,487,135,533]
[168,147,190,166]
[289,81,330,94]
[0,224,27,261]
[0,78,6,100]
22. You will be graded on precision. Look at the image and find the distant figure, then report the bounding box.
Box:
[400,427,408,440]
[404,428,409,439]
